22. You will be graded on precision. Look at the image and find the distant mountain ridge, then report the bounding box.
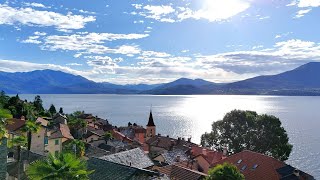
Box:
[1,62,320,95]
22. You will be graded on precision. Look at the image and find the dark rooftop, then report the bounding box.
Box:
[88,158,161,180]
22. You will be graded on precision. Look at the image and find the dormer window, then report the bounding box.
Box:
[237,159,242,164]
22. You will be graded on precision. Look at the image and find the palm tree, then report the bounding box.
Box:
[9,136,27,180]
[63,140,85,157]
[26,152,93,180]
[21,120,40,160]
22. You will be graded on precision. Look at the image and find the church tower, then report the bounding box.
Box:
[146,110,156,139]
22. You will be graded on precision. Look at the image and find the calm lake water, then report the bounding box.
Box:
[19,94,320,178]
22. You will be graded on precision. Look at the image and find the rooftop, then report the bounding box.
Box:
[211,150,314,180]
[99,148,154,169]
[87,158,162,180]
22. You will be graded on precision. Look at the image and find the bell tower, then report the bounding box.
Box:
[146,110,156,139]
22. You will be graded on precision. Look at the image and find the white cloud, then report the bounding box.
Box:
[295,9,312,18]
[197,39,320,74]
[132,0,250,23]
[21,36,41,44]
[35,32,148,56]
[187,0,250,22]
[23,2,47,8]
[0,4,95,31]
[66,63,82,66]
[34,31,46,36]
[296,0,320,7]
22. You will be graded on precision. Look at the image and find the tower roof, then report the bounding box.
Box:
[147,111,155,126]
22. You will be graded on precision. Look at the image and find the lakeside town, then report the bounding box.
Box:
[0,93,315,180]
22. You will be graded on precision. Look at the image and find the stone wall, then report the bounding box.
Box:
[0,138,7,180]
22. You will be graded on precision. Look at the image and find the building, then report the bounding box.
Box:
[210,150,315,180]
[46,123,74,156]
[146,110,156,139]
[30,117,49,155]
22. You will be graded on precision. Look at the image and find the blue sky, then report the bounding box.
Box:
[0,0,320,84]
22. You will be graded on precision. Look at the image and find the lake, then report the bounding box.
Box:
[19,94,320,178]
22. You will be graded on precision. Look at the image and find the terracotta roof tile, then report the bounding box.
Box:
[6,118,25,132]
[155,164,207,180]
[211,150,286,180]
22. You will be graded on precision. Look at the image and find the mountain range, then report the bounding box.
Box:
[1,62,320,95]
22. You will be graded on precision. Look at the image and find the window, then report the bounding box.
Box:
[241,165,247,171]
[252,164,258,170]
[55,139,59,145]
[237,159,242,164]
[44,137,48,145]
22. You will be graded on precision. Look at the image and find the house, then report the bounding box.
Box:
[83,126,105,143]
[87,158,166,180]
[189,146,224,173]
[146,135,196,158]
[6,117,27,138]
[210,150,315,180]
[153,149,189,165]
[99,148,154,169]
[46,123,74,155]
[30,117,49,155]
[154,164,207,180]
[118,124,146,144]
[52,113,68,125]
[111,129,134,144]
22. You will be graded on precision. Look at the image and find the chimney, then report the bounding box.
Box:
[176,155,181,162]
[223,147,228,157]
[187,137,191,143]
[166,135,169,138]
[293,169,300,177]
[158,133,161,136]
[182,137,185,141]
[170,140,175,150]
[202,148,207,156]
[21,116,25,121]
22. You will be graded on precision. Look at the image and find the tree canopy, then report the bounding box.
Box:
[26,152,93,180]
[201,110,292,161]
[49,104,57,115]
[207,162,244,180]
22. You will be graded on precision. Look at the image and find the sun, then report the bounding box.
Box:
[198,0,250,21]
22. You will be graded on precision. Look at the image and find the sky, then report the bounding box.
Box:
[0,0,320,84]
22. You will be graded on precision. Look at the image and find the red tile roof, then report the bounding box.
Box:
[6,118,26,132]
[211,150,285,180]
[111,129,133,143]
[155,164,207,180]
[36,117,48,127]
[191,146,223,165]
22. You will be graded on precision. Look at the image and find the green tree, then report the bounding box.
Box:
[26,152,93,180]
[49,104,57,115]
[63,139,85,157]
[21,120,41,159]
[9,136,27,180]
[207,162,244,180]
[0,108,12,140]
[103,131,113,143]
[33,95,44,114]
[201,110,292,161]
[67,115,87,139]
[59,107,64,114]
[0,91,9,108]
